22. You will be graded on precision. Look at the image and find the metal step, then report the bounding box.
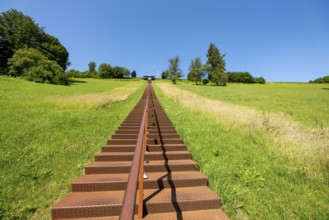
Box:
[102,145,136,152]
[143,186,221,214]
[147,144,188,152]
[72,171,207,192]
[85,160,199,174]
[143,209,230,220]
[95,151,192,161]
[51,191,129,219]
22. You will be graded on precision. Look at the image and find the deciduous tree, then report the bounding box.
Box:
[40,34,70,70]
[98,63,112,78]
[188,57,205,85]
[0,9,69,73]
[88,62,96,73]
[167,56,182,84]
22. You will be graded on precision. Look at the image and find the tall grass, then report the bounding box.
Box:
[0,76,145,219]
[156,83,329,179]
[176,82,329,128]
[153,83,329,219]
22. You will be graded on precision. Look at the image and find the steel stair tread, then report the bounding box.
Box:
[52,191,127,209]
[143,186,221,214]
[73,171,206,185]
[144,186,219,203]
[95,151,191,157]
[86,160,198,168]
[143,209,230,220]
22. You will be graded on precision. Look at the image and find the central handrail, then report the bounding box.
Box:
[119,83,150,220]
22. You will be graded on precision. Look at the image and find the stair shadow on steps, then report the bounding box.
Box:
[143,110,183,219]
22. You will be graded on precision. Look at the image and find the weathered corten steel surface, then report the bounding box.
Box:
[51,82,229,219]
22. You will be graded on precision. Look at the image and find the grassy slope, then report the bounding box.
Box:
[175,82,329,128]
[0,77,145,219]
[154,83,329,219]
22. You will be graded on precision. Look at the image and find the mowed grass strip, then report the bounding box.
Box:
[175,82,329,128]
[153,84,329,219]
[0,76,145,219]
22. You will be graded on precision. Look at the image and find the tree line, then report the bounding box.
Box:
[309,75,329,84]
[66,62,136,79]
[162,43,266,85]
[0,9,70,85]
[0,9,137,85]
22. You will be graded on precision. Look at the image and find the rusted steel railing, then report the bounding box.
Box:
[119,84,150,220]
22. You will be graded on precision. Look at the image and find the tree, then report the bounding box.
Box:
[206,43,227,86]
[167,56,182,84]
[188,57,205,85]
[161,71,168,79]
[7,47,69,85]
[88,62,96,73]
[98,63,112,78]
[40,33,70,70]
[112,66,130,78]
[206,43,226,72]
[0,9,69,73]
[0,9,42,73]
[131,70,137,78]
[309,75,329,83]
[211,68,228,86]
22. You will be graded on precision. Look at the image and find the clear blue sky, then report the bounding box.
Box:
[1,0,329,82]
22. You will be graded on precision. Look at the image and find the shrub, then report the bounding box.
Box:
[202,78,209,85]
[131,70,137,78]
[7,48,70,85]
[254,77,266,84]
[162,71,168,79]
[227,72,255,83]
[66,69,81,78]
[25,66,51,83]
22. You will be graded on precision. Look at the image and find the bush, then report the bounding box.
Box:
[227,72,255,83]
[7,48,70,85]
[54,72,71,85]
[202,78,209,85]
[25,66,53,83]
[254,77,266,84]
[162,71,168,79]
[66,69,81,78]
[131,70,137,78]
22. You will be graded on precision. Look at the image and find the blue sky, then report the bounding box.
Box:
[1,0,329,82]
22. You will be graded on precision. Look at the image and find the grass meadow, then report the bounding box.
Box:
[1,76,328,219]
[154,82,329,219]
[0,76,145,219]
[176,82,329,128]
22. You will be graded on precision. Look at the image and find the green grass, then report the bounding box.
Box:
[0,76,145,219]
[174,82,329,128]
[153,84,329,219]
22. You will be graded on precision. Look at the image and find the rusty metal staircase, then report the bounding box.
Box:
[51,82,229,219]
